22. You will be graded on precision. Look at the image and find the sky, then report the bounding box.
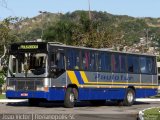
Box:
[0,0,160,20]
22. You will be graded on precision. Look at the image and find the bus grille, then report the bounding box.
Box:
[7,78,44,91]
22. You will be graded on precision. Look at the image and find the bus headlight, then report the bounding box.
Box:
[36,86,44,91]
[7,86,15,91]
[36,86,49,92]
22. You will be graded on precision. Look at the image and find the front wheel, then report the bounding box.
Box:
[64,87,78,108]
[123,88,135,106]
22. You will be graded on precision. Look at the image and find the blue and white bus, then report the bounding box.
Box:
[6,42,158,108]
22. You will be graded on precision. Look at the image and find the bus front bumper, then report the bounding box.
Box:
[6,88,66,101]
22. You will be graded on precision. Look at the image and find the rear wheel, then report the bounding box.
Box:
[123,88,135,106]
[64,87,78,108]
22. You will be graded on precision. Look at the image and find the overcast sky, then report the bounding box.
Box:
[0,0,160,20]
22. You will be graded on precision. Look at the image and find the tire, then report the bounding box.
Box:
[123,88,135,106]
[28,99,40,106]
[90,100,106,106]
[64,87,78,108]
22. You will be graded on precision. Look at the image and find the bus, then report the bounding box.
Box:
[6,42,158,108]
[157,62,160,93]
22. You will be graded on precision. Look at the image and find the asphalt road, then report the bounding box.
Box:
[0,101,160,120]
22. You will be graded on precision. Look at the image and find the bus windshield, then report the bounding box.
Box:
[8,53,48,77]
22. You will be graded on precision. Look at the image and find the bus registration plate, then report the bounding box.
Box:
[21,93,28,96]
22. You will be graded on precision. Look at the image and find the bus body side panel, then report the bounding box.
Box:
[78,88,126,100]
[141,74,153,84]
[66,70,158,100]
[47,87,65,100]
[50,73,67,87]
[135,88,158,98]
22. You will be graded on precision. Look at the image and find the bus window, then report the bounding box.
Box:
[140,57,155,74]
[51,52,65,69]
[89,52,96,71]
[127,56,139,73]
[82,51,90,71]
[66,49,80,70]
[98,52,111,72]
[111,54,120,73]
[120,54,126,73]
[73,50,80,70]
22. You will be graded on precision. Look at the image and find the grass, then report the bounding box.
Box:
[143,108,160,120]
[0,94,6,99]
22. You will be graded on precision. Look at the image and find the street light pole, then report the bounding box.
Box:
[144,28,150,49]
[39,11,47,40]
[88,0,91,20]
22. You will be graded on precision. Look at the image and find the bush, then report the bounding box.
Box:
[0,71,5,94]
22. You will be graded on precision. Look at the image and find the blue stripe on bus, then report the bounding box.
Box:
[74,71,84,84]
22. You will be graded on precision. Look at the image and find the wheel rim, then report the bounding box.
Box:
[127,92,133,103]
[70,93,75,103]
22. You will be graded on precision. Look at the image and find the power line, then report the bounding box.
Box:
[0,0,16,18]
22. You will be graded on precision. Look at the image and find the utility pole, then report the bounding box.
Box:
[144,28,149,49]
[39,11,47,40]
[88,0,91,20]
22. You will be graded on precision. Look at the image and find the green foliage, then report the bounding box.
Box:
[1,11,160,53]
[0,17,20,55]
[0,94,5,99]
[0,72,5,85]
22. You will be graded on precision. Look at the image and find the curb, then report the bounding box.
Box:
[0,99,28,103]
[136,98,160,102]
[0,98,160,103]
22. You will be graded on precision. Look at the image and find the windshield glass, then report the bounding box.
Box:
[8,53,48,77]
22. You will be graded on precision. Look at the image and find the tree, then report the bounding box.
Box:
[0,17,20,69]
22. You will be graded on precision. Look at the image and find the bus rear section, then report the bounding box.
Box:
[6,42,158,108]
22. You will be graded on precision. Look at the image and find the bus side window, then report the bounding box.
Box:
[51,52,64,69]
[89,52,96,71]
[67,49,80,70]
[120,54,126,73]
[98,52,111,72]
[127,56,139,74]
[57,53,65,69]
[140,57,155,74]
[82,51,90,71]
[50,53,56,67]
[73,50,80,70]
[67,49,71,69]
[111,54,120,73]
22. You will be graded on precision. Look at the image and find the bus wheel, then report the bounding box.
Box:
[123,88,135,106]
[64,87,78,108]
[28,99,40,106]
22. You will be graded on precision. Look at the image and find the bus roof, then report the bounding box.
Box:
[9,42,156,57]
[48,42,156,57]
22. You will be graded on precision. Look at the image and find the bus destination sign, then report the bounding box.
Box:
[9,42,47,53]
[18,45,39,49]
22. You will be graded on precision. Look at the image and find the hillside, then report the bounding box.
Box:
[1,10,160,55]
